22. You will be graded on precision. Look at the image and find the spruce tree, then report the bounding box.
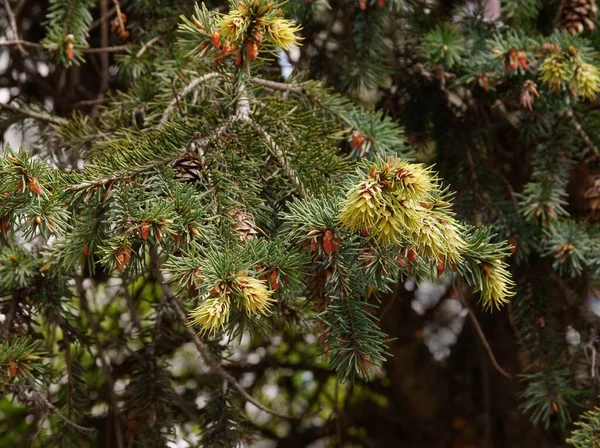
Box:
[1,0,600,446]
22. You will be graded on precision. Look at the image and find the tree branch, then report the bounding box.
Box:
[250,120,307,198]
[136,35,161,59]
[0,102,68,126]
[563,110,600,161]
[249,77,305,95]
[99,0,110,94]
[159,73,221,127]
[82,45,127,54]
[461,298,512,379]
[2,0,28,56]
[0,39,42,48]
[10,384,96,435]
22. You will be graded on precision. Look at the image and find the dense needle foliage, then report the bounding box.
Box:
[2,0,600,446]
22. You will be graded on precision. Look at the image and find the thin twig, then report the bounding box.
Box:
[148,252,303,421]
[99,0,110,94]
[461,299,512,379]
[250,121,307,198]
[0,102,68,126]
[111,0,126,37]
[0,40,126,54]
[82,45,126,54]
[89,6,116,31]
[76,279,126,448]
[377,294,396,321]
[13,0,28,16]
[2,294,19,337]
[0,39,42,48]
[65,149,187,192]
[159,73,221,126]
[136,35,161,59]
[10,384,96,434]
[3,0,28,56]
[563,110,600,161]
[249,77,304,95]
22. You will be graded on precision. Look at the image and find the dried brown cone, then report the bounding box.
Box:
[556,0,598,35]
[229,209,262,242]
[172,154,204,183]
[520,80,540,111]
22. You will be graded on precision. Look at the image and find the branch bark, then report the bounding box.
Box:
[148,249,303,421]
[0,102,68,126]
[159,73,221,127]
[3,0,28,56]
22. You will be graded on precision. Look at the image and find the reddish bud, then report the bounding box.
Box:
[8,360,18,378]
[28,178,42,195]
[115,245,132,270]
[211,30,221,49]
[508,234,517,254]
[83,244,90,257]
[436,260,444,276]
[66,42,74,61]
[0,217,9,233]
[518,53,527,70]
[359,0,367,9]
[322,229,341,255]
[246,39,258,61]
[408,247,417,261]
[310,236,319,252]
[270,269,280,292]
[140,222,151,241]
[350,130,366,152]
[481,74,490,93]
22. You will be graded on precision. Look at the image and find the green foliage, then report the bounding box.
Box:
[7,0,600,444]
[567,407,600,447]
[41,0,94,66]
[422,23,466,69]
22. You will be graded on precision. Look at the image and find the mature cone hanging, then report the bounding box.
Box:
[556,0,598,35]
[172,153,204,183]
[229,209,260,242]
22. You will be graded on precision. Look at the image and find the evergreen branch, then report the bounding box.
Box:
[65,149,187,192]
[249,77,304,95]
[3,0,28,56]
[9,384,96,435]
[0,40,125,53]
[563,110,600,160]
[168,295,303,420]
[0,40,43,48]
[150,251,302,421]
[250,121,308,198]
[0,102,68,125]
[159,72,221,127]
[235,86,251,123]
